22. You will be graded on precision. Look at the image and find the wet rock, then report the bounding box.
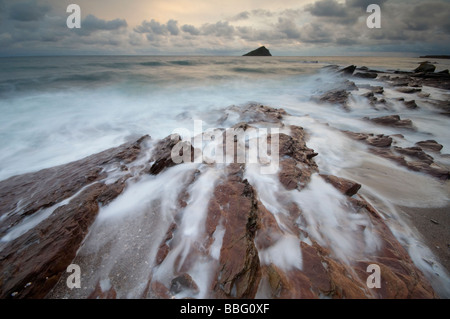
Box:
[342,131,393,148]
[0,136,149,299]
[415,140,443,152]
[354,72,378,79]
[404,100,418,109]
[207,164,262,299]
[155,223,177,266]
[358,85,384,94]
[148,134,194,175]
[339,65,356,76]
[226,103,287,124]
[396,87,422,94]
[363,91,377,104]
[366,115,415,130]
[343,80,359,91]
[170,273,199,295]
[391,80,410,87]
[88,281,117,299]
[319,174,361,196]
[277,126,319,190]
[315,90,350,109]
[370,147,449,180]
[367,135,393,147]
[414,62,436,73]
[393,146,434,165]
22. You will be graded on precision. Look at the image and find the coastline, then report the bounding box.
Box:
[0,58,449,299]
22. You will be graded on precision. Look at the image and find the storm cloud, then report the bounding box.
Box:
[9,0,50,21]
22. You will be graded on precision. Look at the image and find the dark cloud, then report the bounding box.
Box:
[251,9,275,17]
[181,24,200,36]
[276,18,301,39]
[167,19,179,36]
[230,11,250,21]
[336,37,358,46]
[9,0,50,22]
[346,0,388,9]
[200,21,235,37]
[134,19,179,39]
[404,2,450,34]
[135,19,166,35]
[306,0,347,17]
[77,15,127,36]
[299,23,333,43]
[305,0,359,25]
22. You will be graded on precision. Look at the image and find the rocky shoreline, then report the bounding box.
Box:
[0,62,449,299]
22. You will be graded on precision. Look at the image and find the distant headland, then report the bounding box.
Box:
[419,55,450,59]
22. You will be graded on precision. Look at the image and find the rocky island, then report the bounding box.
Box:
[243,46,272,56]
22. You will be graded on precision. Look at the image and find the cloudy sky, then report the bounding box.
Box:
[0,0,449,56]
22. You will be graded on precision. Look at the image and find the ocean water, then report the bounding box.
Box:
[1,56,450,298]
[1,55,449,181]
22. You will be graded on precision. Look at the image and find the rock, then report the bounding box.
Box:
[372,86,384,94]
[0,104,441,300]
[0,136,149,299]
[367,135,393,147]
[148,134,194,175]
[370,147,449,180]
[88,281,117,299]
[243,46,272,56]
[366,115,415,130]
[170,273,199,295]
[319,174,361,196]
[393,146,434,165]
[343,131,393,148]
[210,168,261,298]
[354,72,378,79]
[415,140,443,152]
[414,62,436,73]
[396,87,422,94]
[358,85,384,94]
[342,80,359,91]
[339,65,356,76]
[363,91,377,104]
[391,80,410,87]
[438,69,449,75]
[226,103,287,124]
[404,100,418,109]
[277,126,319,190]
[315,90,350,109]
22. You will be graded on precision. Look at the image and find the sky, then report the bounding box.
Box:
[0,0,449,56]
